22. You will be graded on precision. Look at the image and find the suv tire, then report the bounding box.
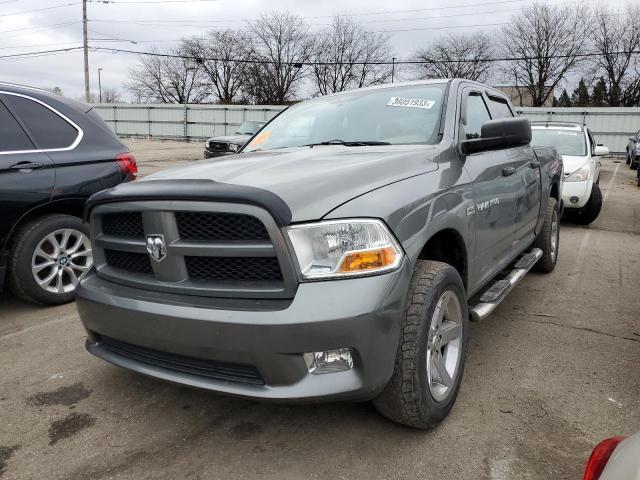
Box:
[373,260,468,429]
[532,196,559,273]
[569,183,602,226]
[8,214,92,305]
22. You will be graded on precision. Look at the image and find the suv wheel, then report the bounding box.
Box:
[373,260,468,429]
[532,196,560,273]
[568,183,603,226]
[8,214,92,305]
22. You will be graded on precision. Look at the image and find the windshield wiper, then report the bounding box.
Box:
[303,139,391,147]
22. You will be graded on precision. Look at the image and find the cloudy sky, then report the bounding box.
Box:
[0,0,629,100]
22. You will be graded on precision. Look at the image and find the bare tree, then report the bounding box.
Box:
[591,5,640,106]
[311,16,393,95]
[126,47,209,104]
[101,88,122,103]
[412,32,494,83]
[244,12,314,104]
[182,30,252,104]
[501,3,589,106]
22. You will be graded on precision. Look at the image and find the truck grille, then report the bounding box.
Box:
[99,335,264,385]
[92,201,297,299]
[208,141,229,151]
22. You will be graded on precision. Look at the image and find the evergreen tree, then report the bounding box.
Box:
[571,78,590,107]
[591,77,608,106]
[557,89,572,107]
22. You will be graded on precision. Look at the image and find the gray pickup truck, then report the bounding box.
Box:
[76,79,562,429]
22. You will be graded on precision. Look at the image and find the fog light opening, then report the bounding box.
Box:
[570,196,580,204]
[303,348,354,375]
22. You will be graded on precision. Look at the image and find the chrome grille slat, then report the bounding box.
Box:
[90,201,298,299]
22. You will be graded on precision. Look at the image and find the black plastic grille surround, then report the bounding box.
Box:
[186,256,282,281]
[104,249,153,275]
[98,335,264,385]
[208,141,229,151]
[102,212,144,238]
[176,211,270,241]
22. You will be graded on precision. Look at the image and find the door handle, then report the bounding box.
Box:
[10,162,44,171]
[502,166,516,176]
[530,160,540,168]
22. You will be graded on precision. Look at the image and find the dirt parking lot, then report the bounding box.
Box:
[1,142,639,480]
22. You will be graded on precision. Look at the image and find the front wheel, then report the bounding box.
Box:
[7,214,93,305]
[532,197,559,273]
[373,260,468,429]
[569,183,603,226]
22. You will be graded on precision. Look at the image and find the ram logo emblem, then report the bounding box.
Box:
[146,235,167,262]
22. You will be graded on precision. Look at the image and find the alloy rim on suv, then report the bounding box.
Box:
[31,228,93,294]
[426,289,463,402]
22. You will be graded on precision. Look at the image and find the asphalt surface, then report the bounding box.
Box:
[0,146,638,480]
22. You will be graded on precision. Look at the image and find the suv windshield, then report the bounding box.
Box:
[531,127,587,156]
[235,121,265,135]
[244,84,446,152]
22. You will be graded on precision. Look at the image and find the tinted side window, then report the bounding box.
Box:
[0,99,34,152]
[464,93,492,139]
[587,129,596,153]
[3,95,78,149]
[487,96,514,118]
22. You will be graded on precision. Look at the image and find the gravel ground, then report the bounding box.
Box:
[0,145,638,480]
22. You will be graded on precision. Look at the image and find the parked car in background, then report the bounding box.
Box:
[627,129,640,170]
[0,82,136,305]
[531,122,608,225]
[583,433,640,480]
[203,120,266,158]
[76,79,562,429]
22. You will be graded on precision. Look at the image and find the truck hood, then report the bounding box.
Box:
[561,155,589,174]
[145,145,439,221]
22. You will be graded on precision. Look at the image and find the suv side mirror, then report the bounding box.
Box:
[461,117,531,155]
[593,145,609,156]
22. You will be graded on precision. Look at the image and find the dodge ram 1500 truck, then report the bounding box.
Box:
[76,79,563,429]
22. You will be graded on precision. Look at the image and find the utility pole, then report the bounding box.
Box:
[391,57,396,83]
[83,0,90,102]
[98,68,103,102]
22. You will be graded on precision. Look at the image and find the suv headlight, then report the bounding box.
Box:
[565,166,591,182]
[228,143,239,152]
[286,219,403,280]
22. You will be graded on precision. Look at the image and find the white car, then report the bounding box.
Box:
[583,432,640,480]
[531,122,609,225]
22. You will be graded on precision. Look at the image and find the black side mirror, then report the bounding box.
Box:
[462,117,532,155]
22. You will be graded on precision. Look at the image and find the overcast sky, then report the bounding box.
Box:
[0,0,630,101]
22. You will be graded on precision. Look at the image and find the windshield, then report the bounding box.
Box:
[244,84,446,152]
[531,128,587,156]
[236,121,265,135]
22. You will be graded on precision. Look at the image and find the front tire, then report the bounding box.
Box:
[569,183,603,226]
[7,214,92,305]
[631,156,639,170]
[532,197,559,273]
[373,260,468,429]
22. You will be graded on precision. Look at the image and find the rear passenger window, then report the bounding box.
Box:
[0,100,34,152]
[464,93,491,139]
[3,95,79,150]
[487,96,514,118]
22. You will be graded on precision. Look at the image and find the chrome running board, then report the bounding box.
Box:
[469,248,543,322]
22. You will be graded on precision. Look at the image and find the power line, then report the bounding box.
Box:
[0,21,81,40]
[0,1,80,18]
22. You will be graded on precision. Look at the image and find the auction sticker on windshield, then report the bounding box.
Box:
[387,97,435,109]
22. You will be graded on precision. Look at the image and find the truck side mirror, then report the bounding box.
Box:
[461,117,531,155]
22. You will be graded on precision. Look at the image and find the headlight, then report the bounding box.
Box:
[565,167,591,182]
[228,143,239,152]
[286,219,403,280]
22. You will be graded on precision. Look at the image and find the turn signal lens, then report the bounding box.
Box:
[583,436,626,480]
[339,246,398,273]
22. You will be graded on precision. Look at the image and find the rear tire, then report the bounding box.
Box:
[532,197,559,273]
[7,214,92,305]
[631,156,639,170]
[569,183,603,226]
[373,260,468,429]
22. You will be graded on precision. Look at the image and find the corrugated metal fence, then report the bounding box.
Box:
[94,103,640,154]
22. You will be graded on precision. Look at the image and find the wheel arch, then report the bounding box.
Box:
[416,228,468,290]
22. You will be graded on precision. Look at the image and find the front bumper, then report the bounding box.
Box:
[76,262,410,402]
[562,179,593,209]
[204,149,235,159]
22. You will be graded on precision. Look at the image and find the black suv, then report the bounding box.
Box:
[0,83,135,305]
